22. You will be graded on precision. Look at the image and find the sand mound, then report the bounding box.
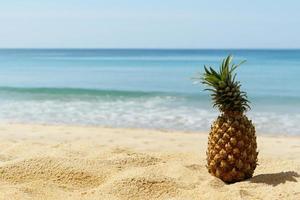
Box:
[111,175,179,200]
[0,157,106,189]
[107,151,161,168]
[0,150,162,191]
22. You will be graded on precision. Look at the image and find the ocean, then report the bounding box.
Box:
[0,49,299,135]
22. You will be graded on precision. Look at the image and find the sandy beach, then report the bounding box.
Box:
[0,123,297,199]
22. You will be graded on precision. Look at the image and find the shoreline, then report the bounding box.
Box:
[0,123,299,199]
[0,122,299,138]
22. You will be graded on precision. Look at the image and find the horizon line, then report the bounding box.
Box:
[0,47,299,50]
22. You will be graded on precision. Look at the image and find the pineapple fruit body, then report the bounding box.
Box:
[197,55,259,183]
[207,112,258,183]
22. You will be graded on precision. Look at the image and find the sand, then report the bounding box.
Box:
[0,124,298,200]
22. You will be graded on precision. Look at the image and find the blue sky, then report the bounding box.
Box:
[0,0,299,48]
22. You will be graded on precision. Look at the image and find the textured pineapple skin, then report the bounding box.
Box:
[207,113,258,183]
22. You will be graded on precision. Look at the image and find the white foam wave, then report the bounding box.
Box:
[0,98,299,135]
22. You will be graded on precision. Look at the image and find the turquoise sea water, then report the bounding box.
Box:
[0,49,299,135]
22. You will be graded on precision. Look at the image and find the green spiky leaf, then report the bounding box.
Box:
[193,55,250,113]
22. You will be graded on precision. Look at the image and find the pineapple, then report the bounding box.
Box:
[196,55,258,183]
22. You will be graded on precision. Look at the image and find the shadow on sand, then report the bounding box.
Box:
[250,171,300,186]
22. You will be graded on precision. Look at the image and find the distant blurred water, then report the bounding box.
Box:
[0,49,299,135]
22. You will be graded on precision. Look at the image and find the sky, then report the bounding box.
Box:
[0,0,299,49]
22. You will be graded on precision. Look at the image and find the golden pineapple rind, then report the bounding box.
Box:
[207,114,258,183]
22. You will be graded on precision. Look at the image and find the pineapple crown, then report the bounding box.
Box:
[196,55,250,113]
